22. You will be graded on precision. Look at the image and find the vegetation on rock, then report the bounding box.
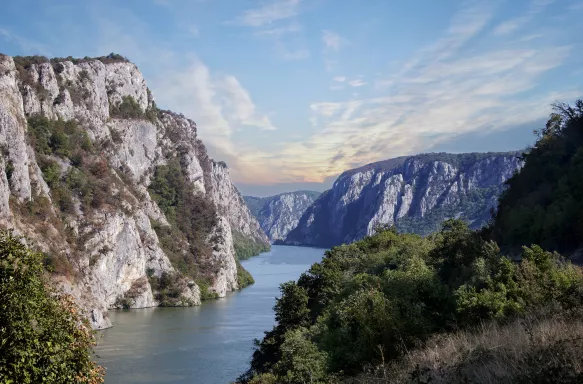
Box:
[233,230,271,260]
[21,115,139,276]
[149,159,234,298]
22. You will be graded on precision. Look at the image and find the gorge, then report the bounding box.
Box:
[244,191,320,242]
[0,53,269,330]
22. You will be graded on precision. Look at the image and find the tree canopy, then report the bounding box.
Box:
[0,231,104,384]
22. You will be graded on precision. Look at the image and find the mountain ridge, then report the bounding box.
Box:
[284,151,523,247]
[244,190,321,242]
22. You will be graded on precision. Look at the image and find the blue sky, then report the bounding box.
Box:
[1,0,582,196]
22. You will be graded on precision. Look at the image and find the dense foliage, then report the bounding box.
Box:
[244,222,583,383]
[493,101,583,254]
[243,101,583,384]
[233,230,271,260]
[0,231,104,383]
[109,95,159,123]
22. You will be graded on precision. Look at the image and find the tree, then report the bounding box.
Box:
[0,231,104,383]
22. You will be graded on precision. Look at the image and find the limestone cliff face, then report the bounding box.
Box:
[285,153,523,247]
[0,54,269,329]
[244,191,320,242]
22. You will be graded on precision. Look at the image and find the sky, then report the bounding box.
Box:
[1,0,582,196]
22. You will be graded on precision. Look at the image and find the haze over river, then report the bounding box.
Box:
[94,245,325,384]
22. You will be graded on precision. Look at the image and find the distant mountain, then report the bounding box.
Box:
[284,152,523,248]
[244,191,321,242]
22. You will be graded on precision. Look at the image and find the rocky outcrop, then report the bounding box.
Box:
[285,153,523,247]
[244,191,320,242]
[0,54,269,329]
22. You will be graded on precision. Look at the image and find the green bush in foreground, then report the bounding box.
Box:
[241,102,583,383]
[241,221,583,383]
[0,231,104,383]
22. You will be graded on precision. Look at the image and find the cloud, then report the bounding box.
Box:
[188,25,200,38]
[276,43,310,60]
[493,0,555,35]
[322,30,347,51]
[348,79,367,87]
[234,0,301,27]
[219,75,277,130]
[255,22,302,38]
[150,59,279,183]
[264,1,577,183]
[233,1,309,60]
[0,28,51,55]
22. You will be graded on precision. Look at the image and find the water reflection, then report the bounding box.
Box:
[94,245,325,384]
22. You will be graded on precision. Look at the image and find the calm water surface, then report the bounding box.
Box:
[94,245,325,384]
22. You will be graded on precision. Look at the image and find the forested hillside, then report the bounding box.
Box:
[242,101,583,384]
[492,101,583,255]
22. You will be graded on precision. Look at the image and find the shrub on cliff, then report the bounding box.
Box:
[0,231,104,383]
[109,96,144,120]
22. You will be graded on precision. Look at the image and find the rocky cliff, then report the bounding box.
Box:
[244,191,320,242]
[284,152,522,247]
[0,53,269,329]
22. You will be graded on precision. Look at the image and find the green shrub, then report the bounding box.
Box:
[237,261,255,288]
[27,116,92,158]
[49,53,129,66]
[0,231,104,383]
[233,230,271,260]
[109,96,144,119]
[272,328,328,384]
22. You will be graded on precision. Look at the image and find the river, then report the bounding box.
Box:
[94,245,325,384]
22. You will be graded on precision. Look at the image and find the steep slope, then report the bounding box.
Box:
[0,53,269,329]
[285,152,522,247]
[244,191,320,242]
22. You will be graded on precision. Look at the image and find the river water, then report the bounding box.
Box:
[94,245,325,384]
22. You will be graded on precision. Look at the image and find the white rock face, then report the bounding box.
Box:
[245,191,321,242]
[285,153,523,247]
[210,162,269,244]
[0,54,268,329]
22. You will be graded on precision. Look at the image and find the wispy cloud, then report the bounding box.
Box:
[234,0,301,27]
[493,0,555,35]
[219,75,277,131]
[0,28,51,55]
[188,25,200,38]
[150,59,281,181]
[321,30,348,51]
[277,46,310,60]
[233,0,309,61]
[348,79,367,87]
[265,1,577,182]
[255,22,302,38]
